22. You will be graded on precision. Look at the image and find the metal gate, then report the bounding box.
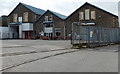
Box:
[72,22,120,48]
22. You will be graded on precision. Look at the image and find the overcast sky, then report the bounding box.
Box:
[0,0,119,16]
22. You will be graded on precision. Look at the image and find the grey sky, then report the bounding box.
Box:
[0,0,119,16]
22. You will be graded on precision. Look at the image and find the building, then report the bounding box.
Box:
[0,15,9,39]
[35,10,67,40]
[8,2,45,39]
[65,2,119,38]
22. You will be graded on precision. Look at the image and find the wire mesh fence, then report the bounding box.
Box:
[71,23,120,48]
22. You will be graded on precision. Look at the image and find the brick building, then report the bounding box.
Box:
[0,15,9,39]
[8,2,45,39]
[35,10,67,40]
[65,2,119,38]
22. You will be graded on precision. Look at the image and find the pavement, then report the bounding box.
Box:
[0,40,119,72]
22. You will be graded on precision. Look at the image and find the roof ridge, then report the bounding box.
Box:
[85,2,118,17]
[65,2,118,20]
[20,2,45,15]
[20,3,42,10]
[48,10,67,19]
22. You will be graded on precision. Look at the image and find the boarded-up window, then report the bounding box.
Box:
[79,12,84,20]
[45,16,49,21]
[85,9,90,20]
[91,11,96,19]
[23,12,28,22]
[13,14,18,22]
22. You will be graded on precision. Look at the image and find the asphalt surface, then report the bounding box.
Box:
[0,40,119,72]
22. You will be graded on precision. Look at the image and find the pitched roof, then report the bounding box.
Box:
[8,3,46,16]
[65,2,118,20]
[21,3,45,15]
[48,10,67,19]
[36,10,67,22]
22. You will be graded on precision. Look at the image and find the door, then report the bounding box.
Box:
[22,32,28,39]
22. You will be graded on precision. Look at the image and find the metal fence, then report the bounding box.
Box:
[71,23,120,48]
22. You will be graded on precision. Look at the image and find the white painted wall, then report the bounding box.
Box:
[19,25,22,38]
[0,27,9,39]
[7,23,33,39]
[22,23,33,31]
[9,26,19,39]
[44,27,53,33]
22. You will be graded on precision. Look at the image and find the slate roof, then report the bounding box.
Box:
[36,10,67,22]
[48,10,67,19]
[65,2,118,20]
[21,3,45,15]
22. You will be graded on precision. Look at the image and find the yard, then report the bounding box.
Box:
[0,40,118,72]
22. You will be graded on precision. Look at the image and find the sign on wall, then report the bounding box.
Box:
[22,23,33,31]
[44,27,53,33]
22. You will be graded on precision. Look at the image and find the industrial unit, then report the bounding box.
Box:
[0,2,119,41]
[35,10,67,40]
[65,2,119,38]
[7,2,45,39]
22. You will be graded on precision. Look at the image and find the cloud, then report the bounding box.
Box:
[0,0,119,16]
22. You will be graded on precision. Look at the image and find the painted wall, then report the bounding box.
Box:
[0,27,9,39]
[9,26,19,39]
[22,23,33,31]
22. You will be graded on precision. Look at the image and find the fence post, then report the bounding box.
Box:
[88,27,91,48]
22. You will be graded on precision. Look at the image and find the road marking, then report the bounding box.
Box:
[1,49,80,71]
[1,48,71,57]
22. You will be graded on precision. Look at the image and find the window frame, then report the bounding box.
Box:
[13,14,18,22]
[79,12,84,20]
[85,9,90,20]
[23,12,28,22]
[91,11,96,20]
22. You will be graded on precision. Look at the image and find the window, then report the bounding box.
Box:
[23,12,28,22]
[45,16,49,21]
[45,24,53,27]
[49,15,53,21]
[79,12,84,20]
[45,24,50,27]
[85,9,90,20]
[13,14,18,22]
[18,17,22,22]
[55,28,61,36]
[56,32,61,36]
[91,11,96,19]
[55,28,61,32]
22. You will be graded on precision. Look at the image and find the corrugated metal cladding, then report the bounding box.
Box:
[72,24,120,48]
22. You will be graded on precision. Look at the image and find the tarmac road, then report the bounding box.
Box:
[1,40,118,72]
